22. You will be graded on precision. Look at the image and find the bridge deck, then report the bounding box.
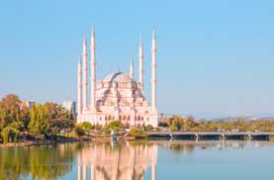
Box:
[148,131,274,136]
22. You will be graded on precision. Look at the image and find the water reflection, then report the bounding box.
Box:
[77,142,158,180]
[163,140,273,153]
[77,140,274,180]
[1,141,274,180]
[0,143,78,180]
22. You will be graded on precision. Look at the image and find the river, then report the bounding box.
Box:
[0,140,274,180]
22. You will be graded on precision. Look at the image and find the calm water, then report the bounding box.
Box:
[1,141,274,180]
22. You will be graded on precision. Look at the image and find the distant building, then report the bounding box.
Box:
[21,101,35,109]
[62,101,77,117]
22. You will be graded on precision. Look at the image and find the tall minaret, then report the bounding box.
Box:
[82,33,88,111]
[90,25,96,112]
[139,35,144,91]
[129,58,134,79]
[77,54,82,117]
[151,29,157,113]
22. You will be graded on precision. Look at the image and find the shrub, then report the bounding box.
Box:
[1,125,19,144]
[80,122,94,132]
[145,125,154,131]
[129,128,148,138]
[74,126,85,137]
[103,127,111,135]
[110,121,122,131]
[170,125,178,132]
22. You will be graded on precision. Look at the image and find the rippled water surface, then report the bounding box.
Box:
[1,141,274,180]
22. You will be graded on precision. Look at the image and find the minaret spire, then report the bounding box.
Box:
[129,58,134,79]
[151,28,157,113]
[139,34,144,91]
[90,25,96,112]
[77,54,82,119]
[82,33,88,111]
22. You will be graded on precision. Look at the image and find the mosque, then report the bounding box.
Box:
[77,26,158,127]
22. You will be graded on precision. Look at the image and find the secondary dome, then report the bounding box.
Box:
[103,72,133,83]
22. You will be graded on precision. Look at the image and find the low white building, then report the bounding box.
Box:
[62,101,76,117]
[21,101,35,109]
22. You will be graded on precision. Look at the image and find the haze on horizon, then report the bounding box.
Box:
[1,0,274,119]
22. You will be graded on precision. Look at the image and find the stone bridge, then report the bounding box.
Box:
[148,131,274,140]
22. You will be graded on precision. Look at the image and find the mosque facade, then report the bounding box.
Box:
[77,26,158,127]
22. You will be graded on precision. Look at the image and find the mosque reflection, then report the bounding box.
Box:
[77,142,158,180]
[0,141,273,180]
[76,140,274,180]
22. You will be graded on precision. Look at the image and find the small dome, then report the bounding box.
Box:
[103,72,133,83]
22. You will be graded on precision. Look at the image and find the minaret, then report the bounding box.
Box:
[90,25,96,112]
[77,54,82,118]
[151,29,157,113]
[129,58,134,79]
[139,35,144,91]
[82,33,88,111]
[130,58,136,127]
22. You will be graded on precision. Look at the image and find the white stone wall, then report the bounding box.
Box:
[77,72,158,127]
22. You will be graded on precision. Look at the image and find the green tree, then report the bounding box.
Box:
[222,122,233,131]
[0,94,22,126]
[44,103,74,138]
[80,122,94,131]
[77,122,94,136]
[74,125,85,137]
[183,116,197,131]
[28,103,74,139]
[171,116,184,131]
[208,123,219,132]
[0,94,29,142]
[28,104,49,139]
[235,119,247,131]
[145,124,154,131]
[110,121,122,131]
[169,125,179,131]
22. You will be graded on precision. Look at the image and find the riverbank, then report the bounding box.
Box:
[2,132,274,147]
[0,138,79,147]
[0,134,138,147]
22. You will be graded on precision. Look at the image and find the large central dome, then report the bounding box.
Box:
[103,72,133,83]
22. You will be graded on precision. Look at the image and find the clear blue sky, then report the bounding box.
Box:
[1,0,274,119]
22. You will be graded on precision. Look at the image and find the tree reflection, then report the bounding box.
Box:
[166,141,262,155]
[0,143,78,180]
[169,143,195,154]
